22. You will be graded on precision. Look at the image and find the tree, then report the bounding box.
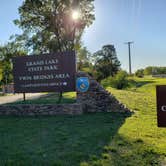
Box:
[0,42,26,85]
[77,46,92,71]
[143,66,166,75]
[93,45,121,81]
[135,69,144,78]
[14,0,95,54]
[101,70,128,89]
[143,66,153,75]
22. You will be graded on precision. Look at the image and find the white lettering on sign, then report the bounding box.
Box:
[28,66,43,72]
[45,59,58,65]
[33,74,54,80]
[18,73,70,82]
[161,106,166,111]
[26,60,44,66]
[27,65,58,72]
[19,76,32,81]
[43,65,58,71]
[21,82,67,88]
[26,59,58,67]
[54,73,70,79]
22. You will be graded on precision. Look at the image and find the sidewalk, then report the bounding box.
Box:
[0,93,47,105]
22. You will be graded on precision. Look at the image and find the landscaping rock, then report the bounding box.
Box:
[0,104,83,116]
[76,71,131,113]
[0,71,131,116]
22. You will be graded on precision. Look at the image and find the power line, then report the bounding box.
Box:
[124,41,134,75]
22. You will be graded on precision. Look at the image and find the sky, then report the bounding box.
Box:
[0,0,166,72]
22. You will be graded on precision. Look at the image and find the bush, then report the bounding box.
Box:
[135,69,144,78]
[101,70,128,89]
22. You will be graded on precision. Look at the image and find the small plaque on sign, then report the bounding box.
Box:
[76,77,90,92]
[156,85,166,127]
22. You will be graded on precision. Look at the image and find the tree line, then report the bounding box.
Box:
[0,42,121,85]
[135,66,166,77]
[0,0,121,85]
[1,0,164,87]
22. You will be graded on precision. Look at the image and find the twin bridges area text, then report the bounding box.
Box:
[19,59,71,82]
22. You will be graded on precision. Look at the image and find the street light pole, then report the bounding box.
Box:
[124,41,134,75]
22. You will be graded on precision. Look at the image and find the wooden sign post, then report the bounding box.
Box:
[156,85,166,127]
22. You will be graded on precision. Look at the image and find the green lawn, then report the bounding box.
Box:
[0,76,166,165]
[98,76,166,166]
[8,92,76,105]
[0,113,130,166]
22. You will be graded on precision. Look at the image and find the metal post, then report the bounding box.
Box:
[128,43,132,75]
[23,92,26,101]
[58,91,63,103]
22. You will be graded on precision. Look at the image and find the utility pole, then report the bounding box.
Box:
[124,41,134,75]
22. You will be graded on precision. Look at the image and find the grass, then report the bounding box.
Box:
[92,76,166,166]
[8,92,76,105]
[0,76,166,165]
[0,113,130,165]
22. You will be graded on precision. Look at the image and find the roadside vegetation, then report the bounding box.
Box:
[81,76,166,165]
[0,77,166,165]
[0,0,166,165]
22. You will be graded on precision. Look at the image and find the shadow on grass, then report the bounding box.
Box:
[0,112,131,166]
[81,134,162,166]
[129,80,155,88]
[102,78,155,90]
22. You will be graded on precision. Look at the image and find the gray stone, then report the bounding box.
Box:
[0,104,84,116]
[76,71,131,113]
[0,72,131,116]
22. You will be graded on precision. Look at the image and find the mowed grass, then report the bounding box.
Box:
[0,113,130,166]
[8,92,76,105]
[93,76,166,166]
[0,76,166,165]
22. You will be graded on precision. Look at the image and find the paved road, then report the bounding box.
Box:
[0,93,47,105]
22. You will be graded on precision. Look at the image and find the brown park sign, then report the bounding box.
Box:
[13,51,76,93]
[156,85,166,127]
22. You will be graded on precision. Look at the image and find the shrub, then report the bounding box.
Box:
[101,70,128,89]
[135,69,144,78]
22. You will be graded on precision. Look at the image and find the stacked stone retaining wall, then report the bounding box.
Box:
[77,72,130,113]
[0,72,131,116]
[0,104,83,116]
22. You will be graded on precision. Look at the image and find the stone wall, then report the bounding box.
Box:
[0,104,83,116]
[0,72,131,116]
[77,72,130,113]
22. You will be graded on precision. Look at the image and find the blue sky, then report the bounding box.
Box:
[0,0,22,43]
[0,0,166,71]
[82,0,166,71]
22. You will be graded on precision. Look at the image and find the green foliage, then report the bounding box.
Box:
[0,43,26,84]
[102,77,166,166]
[77,47,93,73]
[1,63,13,84]
[0,64,3,82]
[93,45,121,81]
[14,0,95,53]
[102,70,128,89]
[143,66,153,75]
[143,66,166,75]
[135,69,144,77]
[0,77,166,165]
